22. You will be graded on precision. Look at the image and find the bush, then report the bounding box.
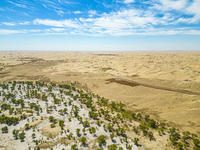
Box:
[82,121,90,128]
[134,138,139,146]
[71,144,77,150]
[19,131,25,141]
[80,137,86,145]
[193,139,200,147]
[2,126,8,133]
[97,135,106,145]
[107,144,117,150]
[148,119,157,128]
[32,133,36,138]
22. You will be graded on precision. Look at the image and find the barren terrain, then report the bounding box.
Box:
[0,51,200,149]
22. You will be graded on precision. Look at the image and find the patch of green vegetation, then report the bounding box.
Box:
[131,74,139,77]
[16,75,26,77]
[0,72,8,75]
[102,67,112,71]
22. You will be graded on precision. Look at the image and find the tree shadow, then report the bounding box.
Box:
[112,139,116,143]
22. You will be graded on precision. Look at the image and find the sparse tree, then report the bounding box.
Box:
[76,128,80,136]
[97,135,106,146]
[71,144,77,150]
[80,137,87,145]
[133,138,139,146]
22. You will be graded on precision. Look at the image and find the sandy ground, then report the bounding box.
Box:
[0,51,200,149]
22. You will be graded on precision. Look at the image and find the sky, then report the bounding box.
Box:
[0,0,200,51]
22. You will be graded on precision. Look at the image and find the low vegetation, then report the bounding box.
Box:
[0,81,199,150]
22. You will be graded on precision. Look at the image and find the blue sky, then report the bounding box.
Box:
[0,0,200,51]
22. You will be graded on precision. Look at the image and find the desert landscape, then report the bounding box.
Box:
[0,51,200,150]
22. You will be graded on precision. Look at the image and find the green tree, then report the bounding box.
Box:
[76,128,80,136]
[145,115,150,122]
[160,122,166,128]
[177,142,183,150]
[71,144,77,150]
[137,113,142,120]
[59,120,64,127]
[110,132,114,140]
[133,138,139,146]
[37,146,40,150]
[82,128,85,134]
[97,135,106,146]
[91,127,96,135]
[63,108,68,113]
[49,116,54,122]
[82,121,90,128]
[32,133,36,138]
[80,137,87,145]
[74,111,78,117]
[193,139,200,147]
[131,113,136,119]
[107,144,117,150]
[110,101,116,108]
[148,131,154,140]
[19,131,25,141]
[148,119,157,128]
[21,102,25,108]
[2,126,8,133]
[25,123,30,130]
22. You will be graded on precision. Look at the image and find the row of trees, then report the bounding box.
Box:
[0,115,19,124]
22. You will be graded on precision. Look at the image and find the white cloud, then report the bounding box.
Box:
[2,0,200,36]
[33,18,79,28]
[0,29,26,34]
[30,6,200,36]
[124,0,134,4]
[0,7,6,11]
[51,28,66,32]
[55,10,64,16]
[7,1,26,8]
[58,0,62,4]
[186,0,200,15]
[1,22,16,26]
[19,21,30,25]
[43,4,48,9]
[74,11,82,14]
[88,10,97,17]
[154,0,188,11]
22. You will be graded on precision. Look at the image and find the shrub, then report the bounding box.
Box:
[2,126,8,133]
[107,144,117,150]
[80,137,86,145]
[193,139,200,147]
[97,135,106,145]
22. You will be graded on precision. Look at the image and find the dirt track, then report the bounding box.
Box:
[106,78,200,95]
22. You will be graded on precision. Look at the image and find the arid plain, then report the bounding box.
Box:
[1,51,200,149]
